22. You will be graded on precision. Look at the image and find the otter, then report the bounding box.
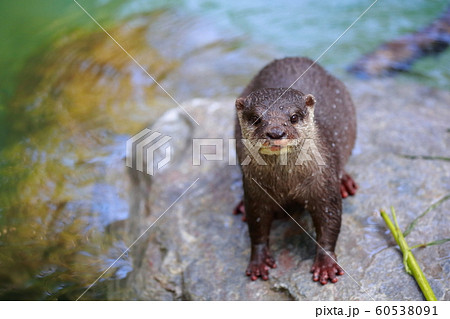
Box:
[234,57,357,284]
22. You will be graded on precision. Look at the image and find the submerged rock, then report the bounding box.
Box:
[121,79,450,300]
[348,6,450,77]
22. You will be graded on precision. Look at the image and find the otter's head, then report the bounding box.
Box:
[236,88,316,155]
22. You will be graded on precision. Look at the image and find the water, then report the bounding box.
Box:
[0,0,449,300]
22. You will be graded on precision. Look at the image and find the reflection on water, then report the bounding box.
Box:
[0,0,449,300]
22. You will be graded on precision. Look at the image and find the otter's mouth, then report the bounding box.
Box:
[259,139,296,155]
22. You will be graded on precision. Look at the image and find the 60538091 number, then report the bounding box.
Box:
[375,306,437,316]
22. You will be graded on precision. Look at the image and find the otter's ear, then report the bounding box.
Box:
[235,97,246,111]
[305,94,316,108]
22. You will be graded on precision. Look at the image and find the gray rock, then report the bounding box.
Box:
[121,80,450,300]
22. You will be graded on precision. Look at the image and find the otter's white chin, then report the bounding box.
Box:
[259,145,293,156]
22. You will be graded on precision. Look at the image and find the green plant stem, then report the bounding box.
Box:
[399,154,450,162]
[380,208,437,301]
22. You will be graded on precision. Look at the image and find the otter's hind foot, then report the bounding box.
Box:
[233,200,246,222]
[340,173,358,198]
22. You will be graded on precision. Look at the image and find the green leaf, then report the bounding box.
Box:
[411,238,450,249]
[403,194,450,237]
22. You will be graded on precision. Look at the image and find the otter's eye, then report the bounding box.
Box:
[249,116,261,125]
[290,114,299,124]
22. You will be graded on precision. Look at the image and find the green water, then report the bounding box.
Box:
[1,0,449,104]
[0,0,449,300]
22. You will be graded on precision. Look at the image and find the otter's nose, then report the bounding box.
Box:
[266,128,286,139]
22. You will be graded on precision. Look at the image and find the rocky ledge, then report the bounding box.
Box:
[119,79,450,300]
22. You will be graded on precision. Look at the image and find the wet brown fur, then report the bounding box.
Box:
[235,57,356,283]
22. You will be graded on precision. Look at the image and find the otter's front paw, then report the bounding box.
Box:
[311,252,344,285]
[246,246,277,281]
